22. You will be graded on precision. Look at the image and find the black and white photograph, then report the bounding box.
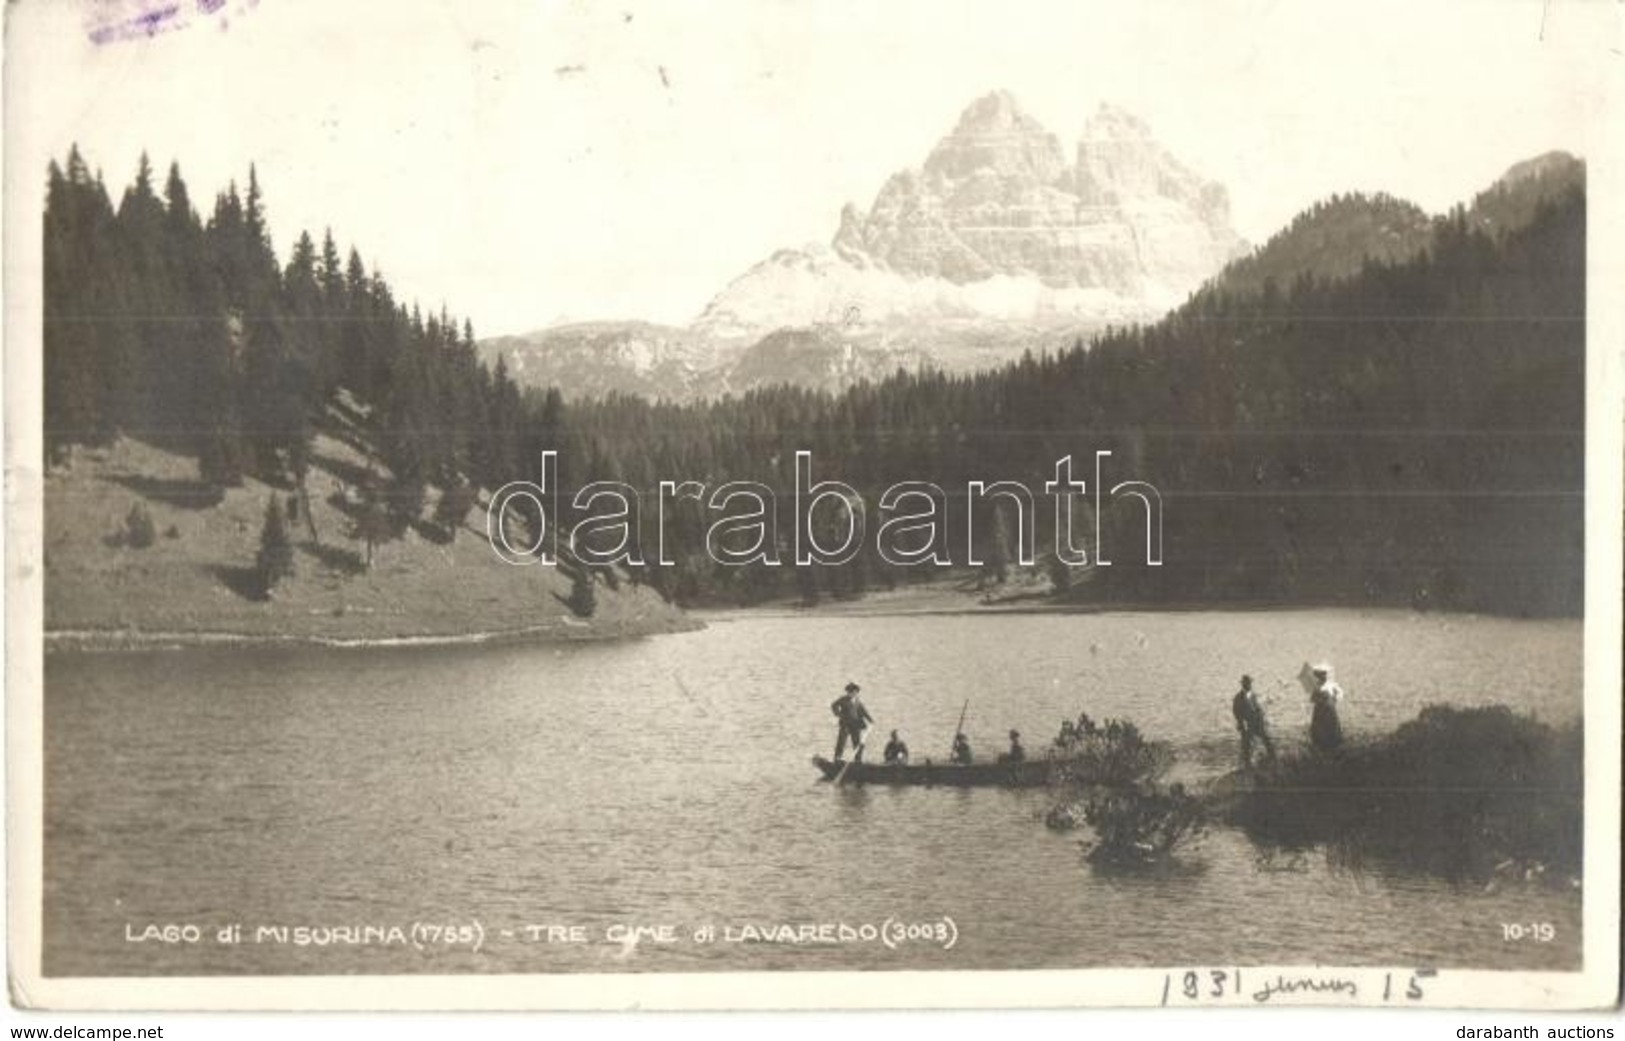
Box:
[4,0,1621,1019]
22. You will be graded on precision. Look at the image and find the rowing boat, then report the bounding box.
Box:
[812,734,1174,788]
[811,754,1064,788]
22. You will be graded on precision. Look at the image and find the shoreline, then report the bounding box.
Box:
[47,595,1578,653]
[43,615,706,654]
[688,582,1562,624]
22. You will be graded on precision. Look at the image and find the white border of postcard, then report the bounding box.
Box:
[4,0,1620,1012]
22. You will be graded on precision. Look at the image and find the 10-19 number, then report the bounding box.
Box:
[1500,922,1555,942]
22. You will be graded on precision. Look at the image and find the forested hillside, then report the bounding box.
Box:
[41,147,683,641]
[1200,192,1434,301]
[43,148,1585,619]
[44,147,543,505]
[560,180,1585,614]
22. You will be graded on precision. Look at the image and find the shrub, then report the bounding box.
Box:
[1046,553,1073,594]
[349,475,395,568]
[1231,704,1582,883]
[1076,783,1207,867]
[387,472,426,534]
[124,503,156,549]
[433,480,478,542]
[255,496,295,597]
[567,568,597,618]
[1051,718,1173,788]
[1045,716,1185,868]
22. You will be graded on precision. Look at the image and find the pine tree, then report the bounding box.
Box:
[341,247,370,395]
[1046,553,1073,595]
[43,155,106,457]
[233,165,300,480]
[287,430,320,544]
[44,147,138,450]
[208,181,248,308]
[567,567,597,618]
[124,502,156,549]
[388,466,427,535]
[195,328,247,490]
[318,229,344,306]
[255,495,295,597]
[350,472,394,569]
[243,165,278,285]
[115,151,173,436]
[274,230,323,489]
[981,506,1012,588]
[433,479,478,542]
[796,565,820,607]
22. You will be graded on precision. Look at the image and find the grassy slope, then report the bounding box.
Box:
[44,424,695,646]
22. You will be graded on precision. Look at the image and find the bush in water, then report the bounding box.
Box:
[1231,703,1582,884]
[1077,782,1207,867]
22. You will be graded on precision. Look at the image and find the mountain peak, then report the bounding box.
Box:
[922,89,1066,183]
[1082,101,1153,140]
[951,89,1042,133]
[831,91,1241,297]
[1496,150,1583,189]
[1469,150,1584,239]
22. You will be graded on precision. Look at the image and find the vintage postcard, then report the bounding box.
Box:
[4,0,1621,1017]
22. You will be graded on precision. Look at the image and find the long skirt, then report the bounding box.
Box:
[1310,701,1342,752]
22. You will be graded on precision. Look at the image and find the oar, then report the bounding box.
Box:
[833,739,865,786]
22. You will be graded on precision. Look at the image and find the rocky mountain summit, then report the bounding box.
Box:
[481,321,707,401]
[831,93,1241,297]
[697,92,1245,341]
[486,91,1250,399]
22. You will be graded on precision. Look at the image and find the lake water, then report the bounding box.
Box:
[43,609,1585,976]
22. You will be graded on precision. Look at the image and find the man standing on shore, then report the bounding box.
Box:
[1232,674,1276,768]
[831,682,873,762]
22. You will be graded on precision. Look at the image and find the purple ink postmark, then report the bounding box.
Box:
[85,0,256,47]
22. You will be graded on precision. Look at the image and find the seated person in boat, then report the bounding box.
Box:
[951,731,973,765]
[999,729,1026,763]
[883,729,910,765]
[1054,719,1076,750]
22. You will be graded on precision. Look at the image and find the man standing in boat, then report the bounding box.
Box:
[830,681,873,762]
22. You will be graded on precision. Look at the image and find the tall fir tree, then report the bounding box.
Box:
[255,495,295,597]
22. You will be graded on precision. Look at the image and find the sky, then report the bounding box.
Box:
[7,0,1621,336]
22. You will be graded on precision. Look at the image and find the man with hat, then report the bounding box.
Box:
[830,681,873,762]
[1231,674,1276,768]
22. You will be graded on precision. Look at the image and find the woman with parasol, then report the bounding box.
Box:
[1300,661,1345,752]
